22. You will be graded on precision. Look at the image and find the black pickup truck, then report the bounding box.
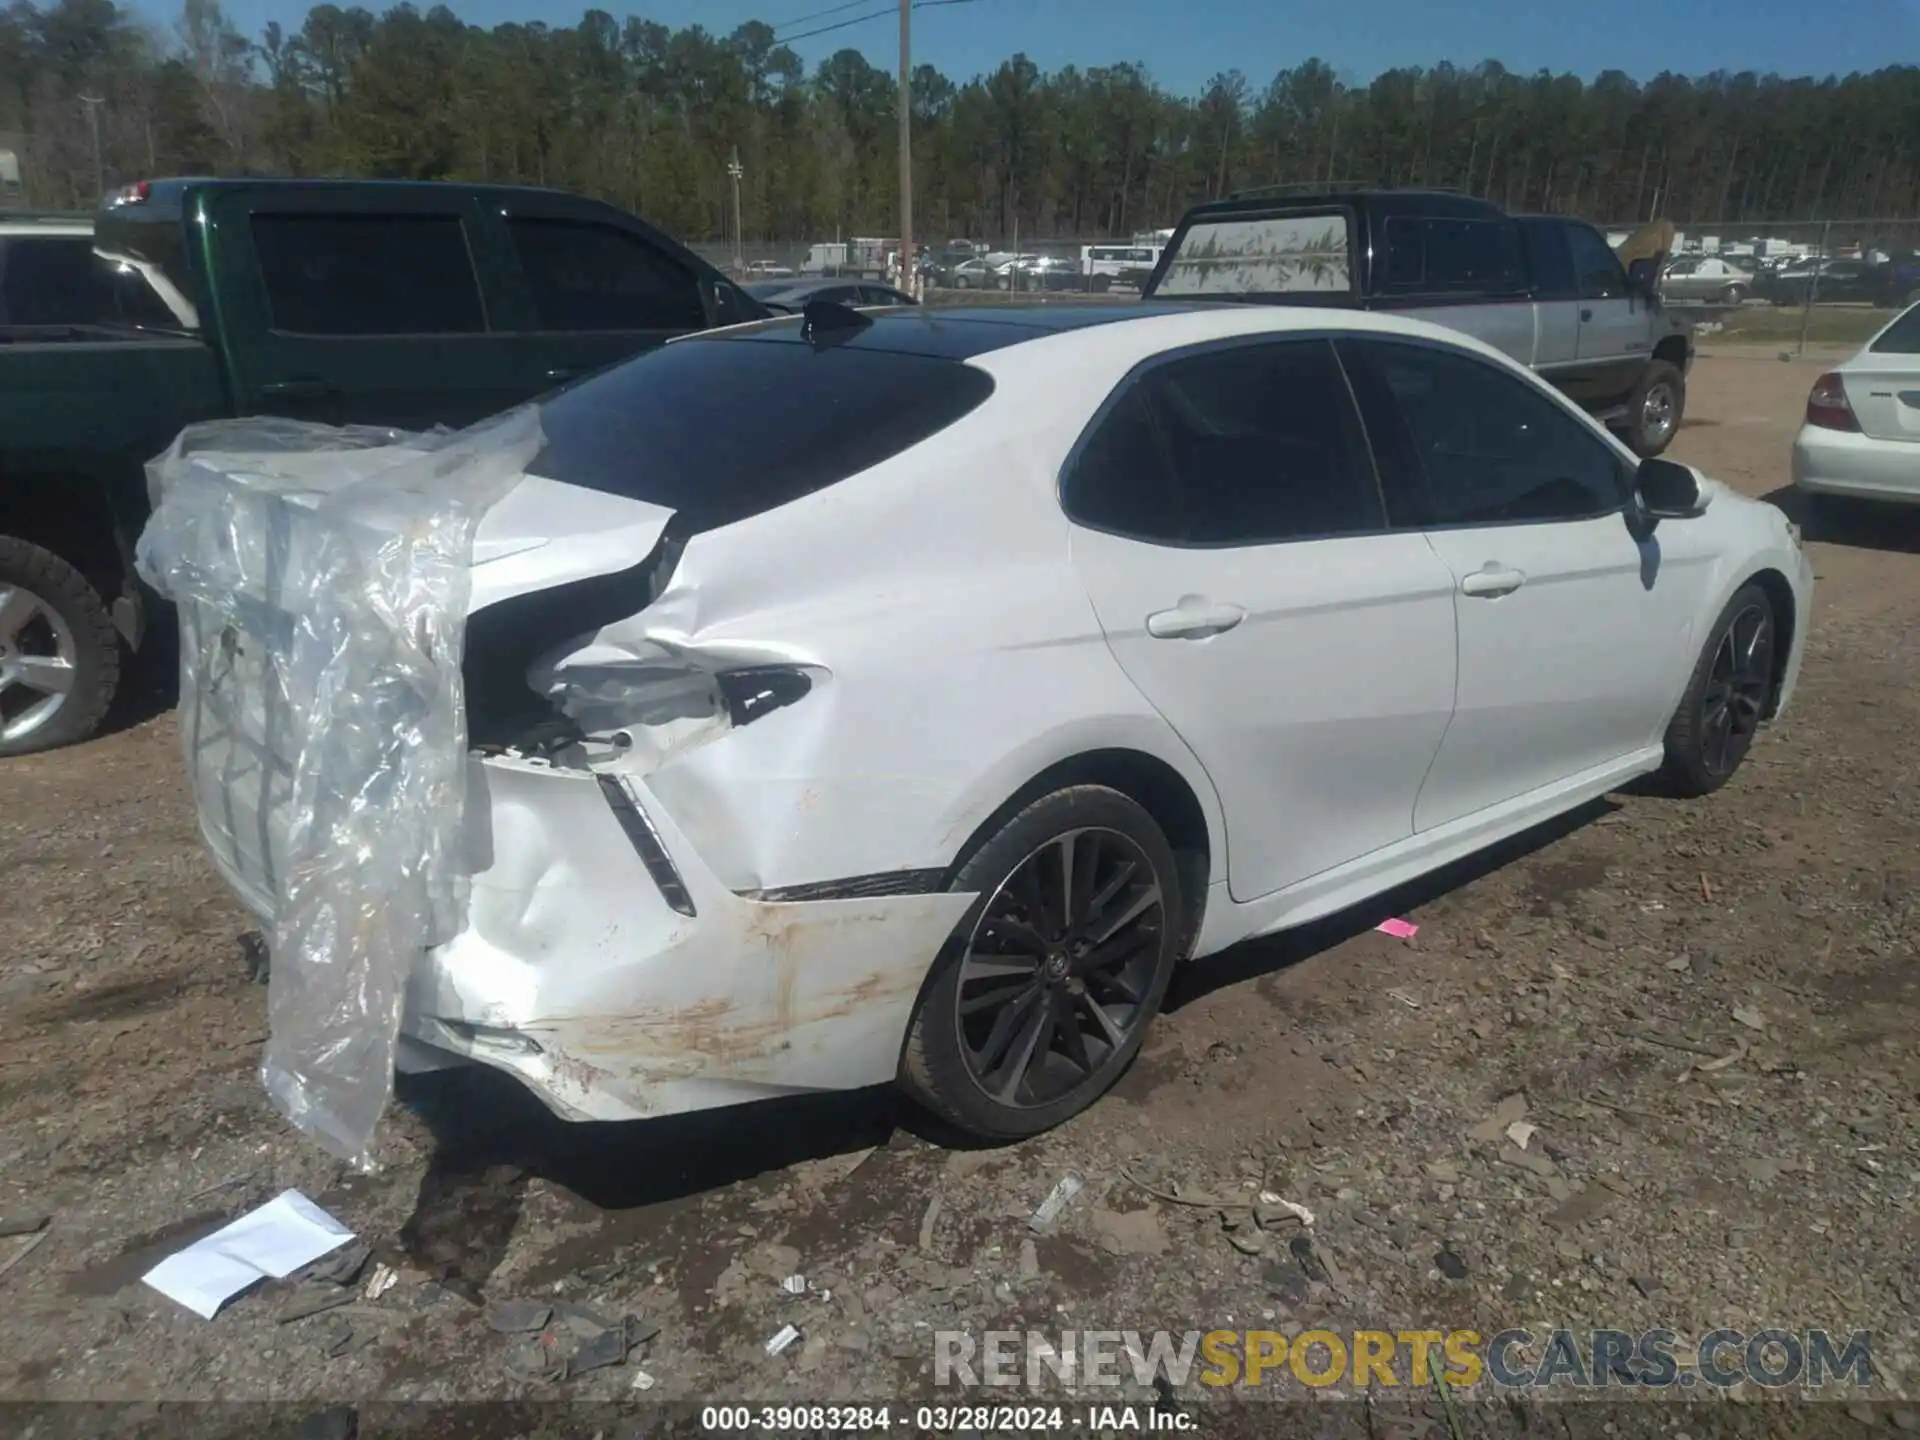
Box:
[1143,188,1696,458]
[0,178,766,757]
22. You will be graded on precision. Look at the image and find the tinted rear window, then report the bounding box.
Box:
[1381,217,1525,295]
[1871,305,1920,355]
[529,329,995,532]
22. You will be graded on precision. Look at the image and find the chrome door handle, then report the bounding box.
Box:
[1146,601,1246,639]
[1460,566,1527,598]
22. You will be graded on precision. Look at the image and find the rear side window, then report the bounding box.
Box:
[528,329,994,533]
[1871,305,1920,354]
[1381,217,1524,295]
[1064,339,1384,546]
[0,236,96,324]
[251,213,485,335]
[505,217,706,332]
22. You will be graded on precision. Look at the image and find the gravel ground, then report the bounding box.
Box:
[2,348,1917,1437]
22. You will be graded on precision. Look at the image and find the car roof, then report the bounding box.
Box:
[694,300,1530,375]
[694,302,1205,360]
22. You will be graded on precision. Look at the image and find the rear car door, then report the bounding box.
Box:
[1566,220,1650,409]
[485,198,748,394]
[205,188,524,430]
[1339,335,1711,832]
[1064,336,1459,903]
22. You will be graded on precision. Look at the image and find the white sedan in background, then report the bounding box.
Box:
[171,301,1813,1143]
[1792,302,1920,511]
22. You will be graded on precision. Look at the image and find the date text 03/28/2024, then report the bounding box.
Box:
[699,1405,1193,1432]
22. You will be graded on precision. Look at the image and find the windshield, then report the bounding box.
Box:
[529,326,995,534]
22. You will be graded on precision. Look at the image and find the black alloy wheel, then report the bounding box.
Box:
[1659,582,1777,797]
[901,786,1182,1138]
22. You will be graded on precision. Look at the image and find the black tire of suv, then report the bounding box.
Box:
[900,784,1183,1140]
[0,536,122,759]
[1622,360,1686,458]
[1658,582,1776,799]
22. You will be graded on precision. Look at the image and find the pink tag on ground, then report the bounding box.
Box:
[1375,917,1419,940]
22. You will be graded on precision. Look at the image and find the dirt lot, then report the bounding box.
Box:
[2,348,1917,1436]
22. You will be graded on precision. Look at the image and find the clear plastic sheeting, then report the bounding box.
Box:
[135,407,545,1168]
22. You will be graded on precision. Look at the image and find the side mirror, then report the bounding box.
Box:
[1635,456,1711,521]
[1625,257,1659,295]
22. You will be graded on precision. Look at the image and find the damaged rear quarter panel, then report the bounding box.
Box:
[572,385,1227,895]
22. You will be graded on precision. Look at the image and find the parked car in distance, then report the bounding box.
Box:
[1010,255,1083,291]
[947,256,1024,289]
[1875,251,1920,308]
[744,276,917,310]
[1144,189,1696,456]
[1082,243,1161,292]
[177,300,1810,1141]
[743,260,795,280]
[0,177,766,759]
[1661,255,1753,303]
[1791,300,1920,514]
[1762,258,1884,306]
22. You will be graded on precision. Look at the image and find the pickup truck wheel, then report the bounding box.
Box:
[0,538,121,758]
[1623,361,1686,458]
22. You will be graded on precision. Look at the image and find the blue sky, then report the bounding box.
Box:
[207,0,1919,94]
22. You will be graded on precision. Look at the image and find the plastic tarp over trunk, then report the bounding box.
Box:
[135,407,545,1168]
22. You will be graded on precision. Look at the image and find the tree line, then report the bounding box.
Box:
[4,0,1918,244]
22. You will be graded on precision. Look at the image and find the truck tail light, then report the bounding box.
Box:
[1806,373,1859,432]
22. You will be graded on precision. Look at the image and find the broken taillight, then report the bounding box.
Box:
[715,666,813,726]
[1806,373,1860,432]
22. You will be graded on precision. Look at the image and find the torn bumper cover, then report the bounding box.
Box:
[403,756,970,1123]
[138,407,971,1162]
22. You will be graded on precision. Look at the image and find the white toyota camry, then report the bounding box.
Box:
[176,300,1813,1143]
[1791,300,1920,510]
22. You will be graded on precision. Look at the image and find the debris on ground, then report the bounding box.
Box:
[917,1195,942,1252]
[0,1214,49,1238]
[1505,1119,1538,1150]
[1467,1093,1528,1142]
[277,1284,357,1323]
[1028,1174,1085,1233]
[765,1324,802,1358]
[141,1190,354,1320]
[1090,1205,1169,1256]
[1436,1245,1469,1280]
[0,1229,49,1283]
[486,1299,553,1334]
[630,1369,657,1391]
[361,1262,398,1300]
[307,1243,370,1287]
[1375,918,1419,940]
[1732,1005,1768,1032]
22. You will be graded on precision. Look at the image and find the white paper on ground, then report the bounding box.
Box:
[142,1190,355,1319]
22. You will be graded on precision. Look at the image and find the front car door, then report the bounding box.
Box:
[1566,220,1650,411]
[1338,335,1714,832]
[1064,336,1459,903]
[481,199,735,394]
[203,187,526,430]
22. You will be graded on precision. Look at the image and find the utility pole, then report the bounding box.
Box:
[79,94,106,202]
[897,0,914,294]
[727,149,744,276]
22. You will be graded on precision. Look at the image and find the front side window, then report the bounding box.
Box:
[251,213,485,336]
[1565,223,1626,300]
[1063,339,1384,546]
[1519,217,1576,299]
[506,217,706,332]
[1343,338,1624,528]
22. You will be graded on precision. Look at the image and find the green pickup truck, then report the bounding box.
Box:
[0,177,767,757]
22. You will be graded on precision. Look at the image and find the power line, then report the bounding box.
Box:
[769,0,875,33]
[775,0,984,46]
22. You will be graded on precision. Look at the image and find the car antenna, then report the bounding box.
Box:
[800,297,871,350]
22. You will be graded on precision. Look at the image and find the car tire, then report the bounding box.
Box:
[1658,582,1777,799]
[1622,360,1686,458]
[900,784,1184,1140]
[954,275,970,289]
[1092,275,1112,294]
[1720,284,1748,304]
[0,536,122,759]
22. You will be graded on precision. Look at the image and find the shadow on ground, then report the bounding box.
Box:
[1764,484,1920,554]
